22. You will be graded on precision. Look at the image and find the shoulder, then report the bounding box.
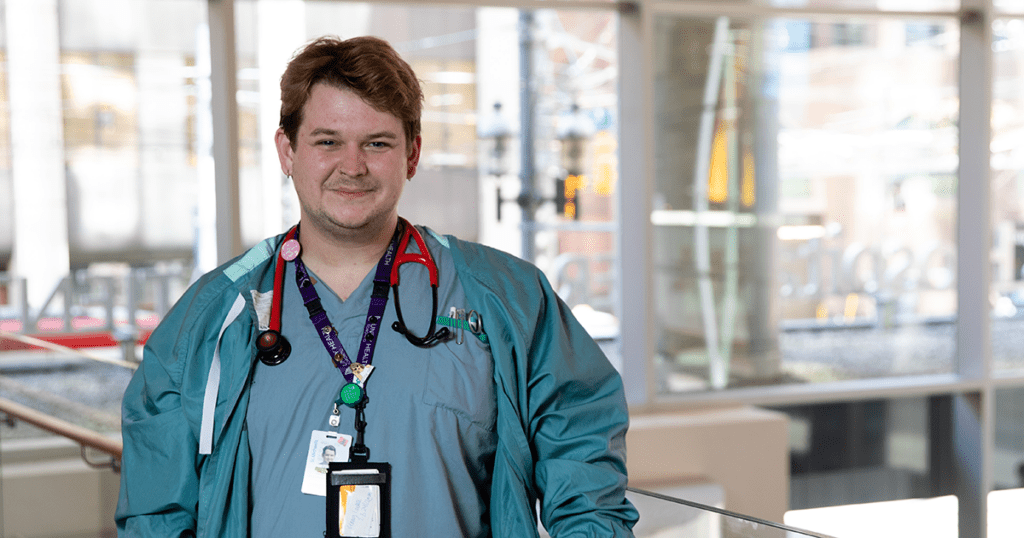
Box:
[184,235,281,316]
[418,226,556,342]
[150,234,284,359]
[420,227,545,289]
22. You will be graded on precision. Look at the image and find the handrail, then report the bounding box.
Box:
[0,397,122,460]
[626,487,836,538]
[0,330,138,369]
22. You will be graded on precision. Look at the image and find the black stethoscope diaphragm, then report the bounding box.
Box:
[256,329,291,366]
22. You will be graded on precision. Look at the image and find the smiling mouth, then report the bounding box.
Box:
[327,187,371,197]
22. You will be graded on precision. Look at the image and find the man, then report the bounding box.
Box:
[321,445,336,465]
[116,35,637,537]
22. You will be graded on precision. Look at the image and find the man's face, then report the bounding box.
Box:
[276,83,420,238]
[323,448,336,463]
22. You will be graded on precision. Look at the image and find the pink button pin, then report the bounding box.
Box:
[281,239,301,261]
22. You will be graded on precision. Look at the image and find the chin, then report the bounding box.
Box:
[329,213,392,234]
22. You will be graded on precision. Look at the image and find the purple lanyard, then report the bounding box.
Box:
[292,224,402,387]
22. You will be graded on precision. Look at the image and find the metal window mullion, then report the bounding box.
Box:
[617,3,654,406]
[956,1,995,537]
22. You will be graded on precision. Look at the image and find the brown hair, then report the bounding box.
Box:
[279,35,422,150]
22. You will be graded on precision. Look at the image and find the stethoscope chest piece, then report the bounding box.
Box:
[256,329,291,366]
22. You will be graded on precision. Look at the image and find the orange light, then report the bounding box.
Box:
[843,293,859,320]
[741,147,756,207]
[595,163,614,195]
[708,119,729,203]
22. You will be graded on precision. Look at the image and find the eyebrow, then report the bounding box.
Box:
[308,127,400,140]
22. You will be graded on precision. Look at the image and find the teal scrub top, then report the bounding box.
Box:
[247,232,498,537]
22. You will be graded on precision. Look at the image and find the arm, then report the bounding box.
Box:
[116,292,201,537]
[445,237,637,536]
[526,274,637,537]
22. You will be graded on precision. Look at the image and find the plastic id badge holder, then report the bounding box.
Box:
[327,462,391,538]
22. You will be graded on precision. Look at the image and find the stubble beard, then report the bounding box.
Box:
[299,195,396,244]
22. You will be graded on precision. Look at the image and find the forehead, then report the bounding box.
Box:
[299,82,404,134]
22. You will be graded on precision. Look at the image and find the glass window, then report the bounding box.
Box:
[653,16,959,392]
[774,396,953,512]
[0,0,207,442]
[766,0,958,10]
[0,42,10,270]
[992,18,1024,374]
[997,0,1024,14]
[994,387,1024,490]
[58,0,206,266]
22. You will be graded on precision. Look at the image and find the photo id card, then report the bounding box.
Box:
[327,462,391,538]
[301,430,352,497]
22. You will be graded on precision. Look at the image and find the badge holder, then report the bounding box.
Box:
[326,462,391,538]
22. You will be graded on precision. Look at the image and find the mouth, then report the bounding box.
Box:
[326,185,372,198]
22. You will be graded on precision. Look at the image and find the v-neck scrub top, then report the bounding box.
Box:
[247,230,498,538]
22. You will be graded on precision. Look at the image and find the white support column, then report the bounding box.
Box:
[208,0,243,264]
[617,3,654,405]
[956,1,994,537]
[257,0,305,235]
[6,0,70,312]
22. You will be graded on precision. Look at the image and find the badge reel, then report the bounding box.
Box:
[325,378,390,538]
[328,388,390,538]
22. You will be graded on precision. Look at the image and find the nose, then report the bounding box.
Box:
[338,145,368,177]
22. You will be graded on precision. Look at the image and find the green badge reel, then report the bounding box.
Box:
[338,383,365,408]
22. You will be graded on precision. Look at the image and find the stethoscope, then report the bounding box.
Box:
[254,220,451,366]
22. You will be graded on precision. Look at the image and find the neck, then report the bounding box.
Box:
[297,216,399,300]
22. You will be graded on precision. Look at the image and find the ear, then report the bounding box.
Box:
[275,128,294,176]
[406,136,422,179]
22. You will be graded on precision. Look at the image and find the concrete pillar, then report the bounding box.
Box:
[6,0,70,312]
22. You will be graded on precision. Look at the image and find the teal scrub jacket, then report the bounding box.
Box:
[116,227,638,537]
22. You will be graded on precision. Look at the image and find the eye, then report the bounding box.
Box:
[316,139,336,146]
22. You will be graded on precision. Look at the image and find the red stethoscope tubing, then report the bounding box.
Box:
[267,220,441,333]
[391,220,439,287]
[268,225,298,334]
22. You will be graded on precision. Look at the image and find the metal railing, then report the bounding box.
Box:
[0,396,121,470]
[0,330,127,471]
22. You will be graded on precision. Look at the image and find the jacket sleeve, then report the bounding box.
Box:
[444,236,638,536]
[116,286,202,537]
[525,271,638,537]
